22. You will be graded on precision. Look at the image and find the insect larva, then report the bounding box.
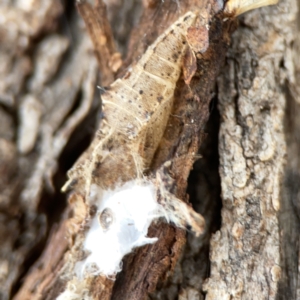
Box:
[63,11,199,193]
[101,11,197,147]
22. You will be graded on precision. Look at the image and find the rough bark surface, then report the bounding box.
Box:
[203,1,297,298]
[0,0,299,300]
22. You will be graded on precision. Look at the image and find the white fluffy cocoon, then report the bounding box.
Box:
[76,181,165,277]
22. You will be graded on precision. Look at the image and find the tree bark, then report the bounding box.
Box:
[0,0,299,299]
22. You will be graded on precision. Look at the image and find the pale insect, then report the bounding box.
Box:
[63,11,200,194]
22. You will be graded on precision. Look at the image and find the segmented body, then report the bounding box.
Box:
[64,11,199,194]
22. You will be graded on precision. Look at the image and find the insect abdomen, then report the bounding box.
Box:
[63,12,199,192]
[101,11,198,141]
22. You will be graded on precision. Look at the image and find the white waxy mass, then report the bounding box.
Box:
[76,181,166,277]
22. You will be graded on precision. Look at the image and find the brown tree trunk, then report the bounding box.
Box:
[0,0,299,299]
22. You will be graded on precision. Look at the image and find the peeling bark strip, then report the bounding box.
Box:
[12,0,282,299]
[76,0,122,86]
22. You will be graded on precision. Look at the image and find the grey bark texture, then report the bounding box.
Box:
[0,0,299,299]
[204,1,296,298]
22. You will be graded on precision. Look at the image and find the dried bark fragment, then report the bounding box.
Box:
[183,47,197,85]
[77,0,122,86]
[186,25,209,54]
